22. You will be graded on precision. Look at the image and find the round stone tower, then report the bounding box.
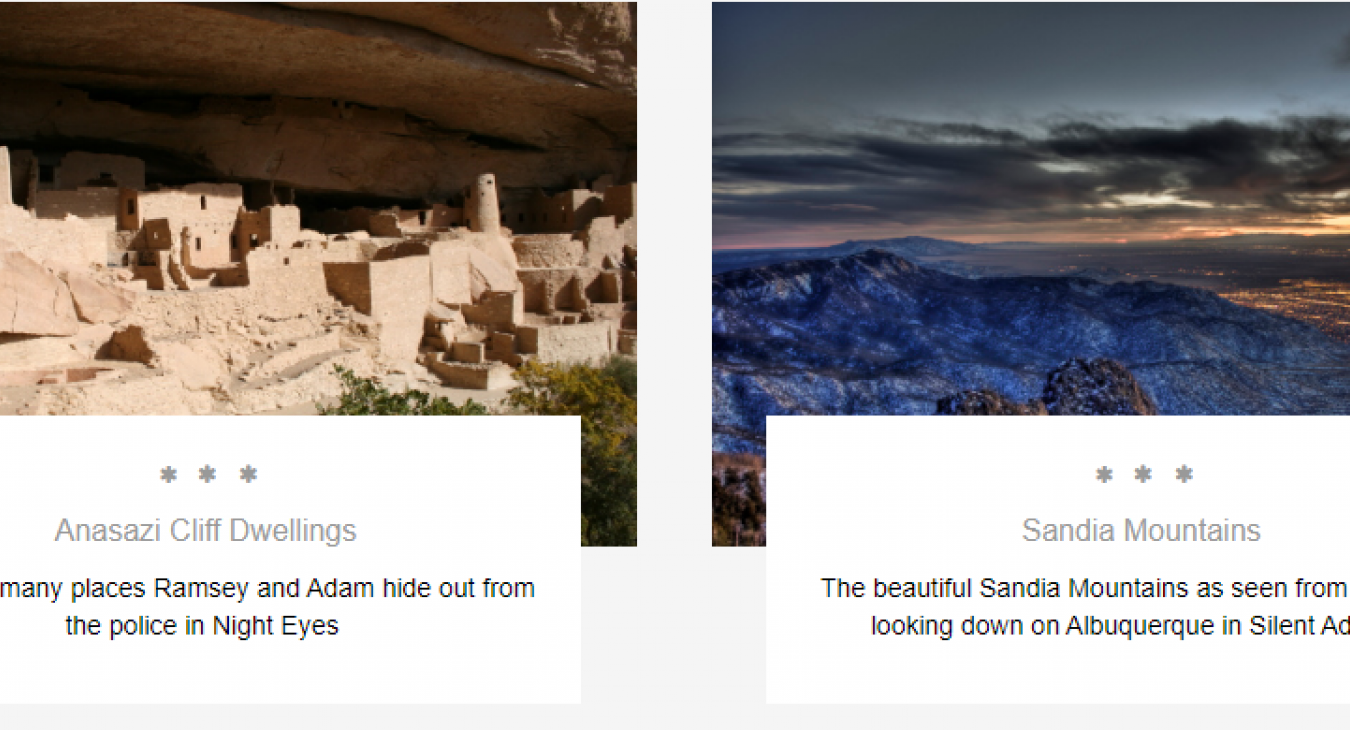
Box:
[468,173,501,234]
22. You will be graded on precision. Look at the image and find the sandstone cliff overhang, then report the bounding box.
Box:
[0,3,636,200]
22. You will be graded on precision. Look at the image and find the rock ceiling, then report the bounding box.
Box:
[0,2,636,201]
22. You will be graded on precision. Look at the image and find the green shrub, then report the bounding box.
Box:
[318,366,489,415]
[509,357,637,547]
[321,361,637,547]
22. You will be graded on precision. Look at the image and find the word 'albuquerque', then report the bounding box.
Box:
[53,518,357,547]
[1023,517,1260,542]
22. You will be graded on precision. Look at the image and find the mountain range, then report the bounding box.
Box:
[712,249,1350,454]
[712,236,983,275]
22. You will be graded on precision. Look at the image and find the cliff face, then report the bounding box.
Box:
[712,250,1350,452]
[0,3,635,200]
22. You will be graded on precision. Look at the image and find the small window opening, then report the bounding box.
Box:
[284,257,290,266]
[127,200,136,216]
[39,165,54,184]
[249,234,259,247]
[200,196,207,210]
[195,238,202,251]
[419,211,427,225]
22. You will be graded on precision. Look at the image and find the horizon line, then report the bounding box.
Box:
[712,230,1350,251]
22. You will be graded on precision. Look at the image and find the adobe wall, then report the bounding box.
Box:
[599,271,623,304]
[527,189,603,234]
[383,204,465,234]
[428,240,518,306]
[430,204,462,228]
[117,189,139,231]
[323,262,373,314]
[577,216,634,269]
[143,219,174,250]
[108,230,140,267]
[33,188,121,232]
[517,266,604,313]
[461,290,522,327]
[428,245,470,305]
[131,184,243,268]
[134,183,244,232]
[393,209,421,231]
[507,184,630,235]
[0,204,105,270]
[368,255,431,362]
[438,229,518,274]
[600,182,636,223]
[319,237,368,263]
[245,244,330,316]
[516,321,613,364]
[264,205,301,247]
[566,190,605,231]
[56,152,145,191]
[513,233,584,268]
[322,255,429,362]
[235,210,265,261]
[368,212,402,237]
[182,219,235,267]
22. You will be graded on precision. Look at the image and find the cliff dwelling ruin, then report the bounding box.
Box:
[0,3,636,415]
[0,147,636,414]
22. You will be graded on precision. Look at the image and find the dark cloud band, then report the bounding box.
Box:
[714,116,1350,244]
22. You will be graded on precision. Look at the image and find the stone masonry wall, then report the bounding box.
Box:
[323,262,373,314]
[0,203,104,269]
[33,188,121,232]
[517,321,613,364]
[368,255,430,362]
[245,245,329,316]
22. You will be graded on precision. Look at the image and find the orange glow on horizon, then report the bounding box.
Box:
[714,217,1350,250]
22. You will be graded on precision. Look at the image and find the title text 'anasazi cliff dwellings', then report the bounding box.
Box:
[0,146,636,414]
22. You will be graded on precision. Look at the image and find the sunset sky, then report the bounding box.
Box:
[713,3,1350,249]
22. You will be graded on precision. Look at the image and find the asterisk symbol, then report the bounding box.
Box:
[1096,466,1113,483]
[160,467,177,483]
[1134,465,1152,483]
[240,465,258,483]
[1176,465,1194,483]
[199,465,216,483]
